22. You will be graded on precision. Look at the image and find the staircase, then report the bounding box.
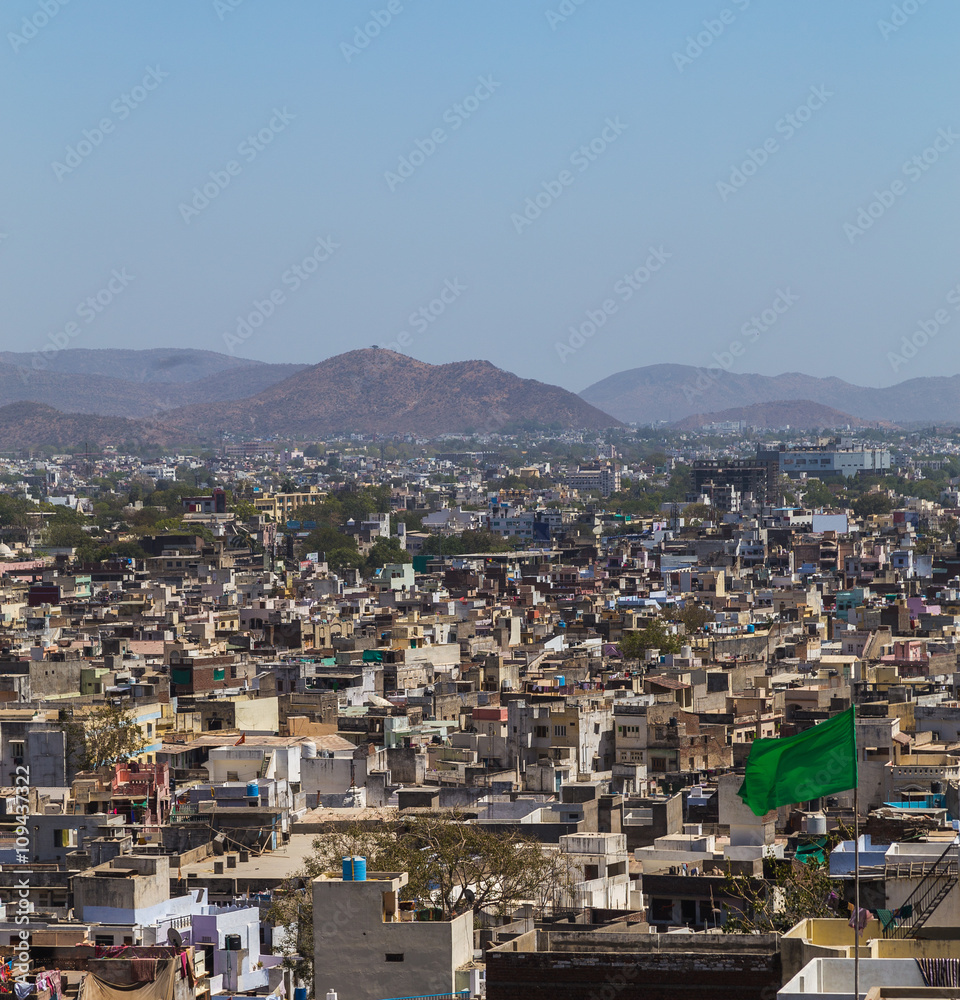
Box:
[258,752,273,778]
[885,839,958,939]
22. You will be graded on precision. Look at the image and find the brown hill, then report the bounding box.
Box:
[0,402,175,451]
[165,349,621,436]
[0,351,305,418]
[671,400,896,432]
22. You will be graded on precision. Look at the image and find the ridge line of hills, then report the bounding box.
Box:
[0,349,957,448]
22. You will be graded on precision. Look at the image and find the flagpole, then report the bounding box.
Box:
[853,700,860,1000]
[854,780,860,1000]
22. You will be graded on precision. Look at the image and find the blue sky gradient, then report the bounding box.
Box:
[3,0,959,391]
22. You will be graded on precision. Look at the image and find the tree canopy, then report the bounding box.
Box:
[620,617,683,657]
[62,704,149,773]
[267,814,573,990]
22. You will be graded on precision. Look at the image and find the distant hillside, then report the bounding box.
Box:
[165,349,621,436]
[0,352,306,417]
[0,402,174,451]
[671,400,895,432]
[580,364,960,424]
[0,347,297,383]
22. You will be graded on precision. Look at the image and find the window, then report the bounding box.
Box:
[554,725,567,737]
[534,725,549,739]
[651,898,674,922]
[385,954,404,963]
[652,758,667,773]
[227,771,239,782]
[95,935,114,947]
[681,899,697,924]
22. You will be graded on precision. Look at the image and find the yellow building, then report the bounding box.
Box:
[253,487,326,521]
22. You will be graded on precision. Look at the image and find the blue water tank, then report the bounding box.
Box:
[341,856,367,881]
[747,624,755,634]
[294,989,307,1000]
[556,675,565,687]
[246,781,259,798]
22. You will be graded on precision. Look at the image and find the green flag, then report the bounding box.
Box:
[737,706,857,817]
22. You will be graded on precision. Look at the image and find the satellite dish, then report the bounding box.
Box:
[167,927,183,950]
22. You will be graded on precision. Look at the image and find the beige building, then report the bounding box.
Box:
[312,869,473,1000]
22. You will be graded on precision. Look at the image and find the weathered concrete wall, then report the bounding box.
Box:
[487,933,781,1000]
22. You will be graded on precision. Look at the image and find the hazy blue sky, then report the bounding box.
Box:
[3,1,959,392]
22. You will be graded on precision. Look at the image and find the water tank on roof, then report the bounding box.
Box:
[805,813,827,836]
[246,781,259,798]
[302,740,317,759]
[342,856,366,881]
[680,645,692,659]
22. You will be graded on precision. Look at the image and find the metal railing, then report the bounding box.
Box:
[379,993,469,1000]
[885,839,958,939]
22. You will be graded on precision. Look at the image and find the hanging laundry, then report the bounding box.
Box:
[873,908,897,931]
[847,905,872,937]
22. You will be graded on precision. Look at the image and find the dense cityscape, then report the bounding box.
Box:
[3,414,960,999]
[9,2,960,998]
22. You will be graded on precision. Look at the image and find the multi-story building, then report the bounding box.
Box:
[566,465,621,498]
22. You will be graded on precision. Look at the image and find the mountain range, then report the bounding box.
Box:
[0,349,306,418]
[0,349,617,448]
[579,364,960,425]
[670,400,895,432]
[2,349,960,449]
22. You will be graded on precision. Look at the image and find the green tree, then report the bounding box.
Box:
[63,705,149,772]
[94,541,148,562]
[420,529,514,556]
[620,617,683,657]
[364,537,411,570]
[664,603,714,634]
[801,478,836,509]
[266,813,574,993]
[682,502,713,523]
[300,524,359,571]
[721,859,842,933]
[852,492,893,519]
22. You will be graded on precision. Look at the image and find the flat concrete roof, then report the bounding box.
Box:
[179,831,320,881]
